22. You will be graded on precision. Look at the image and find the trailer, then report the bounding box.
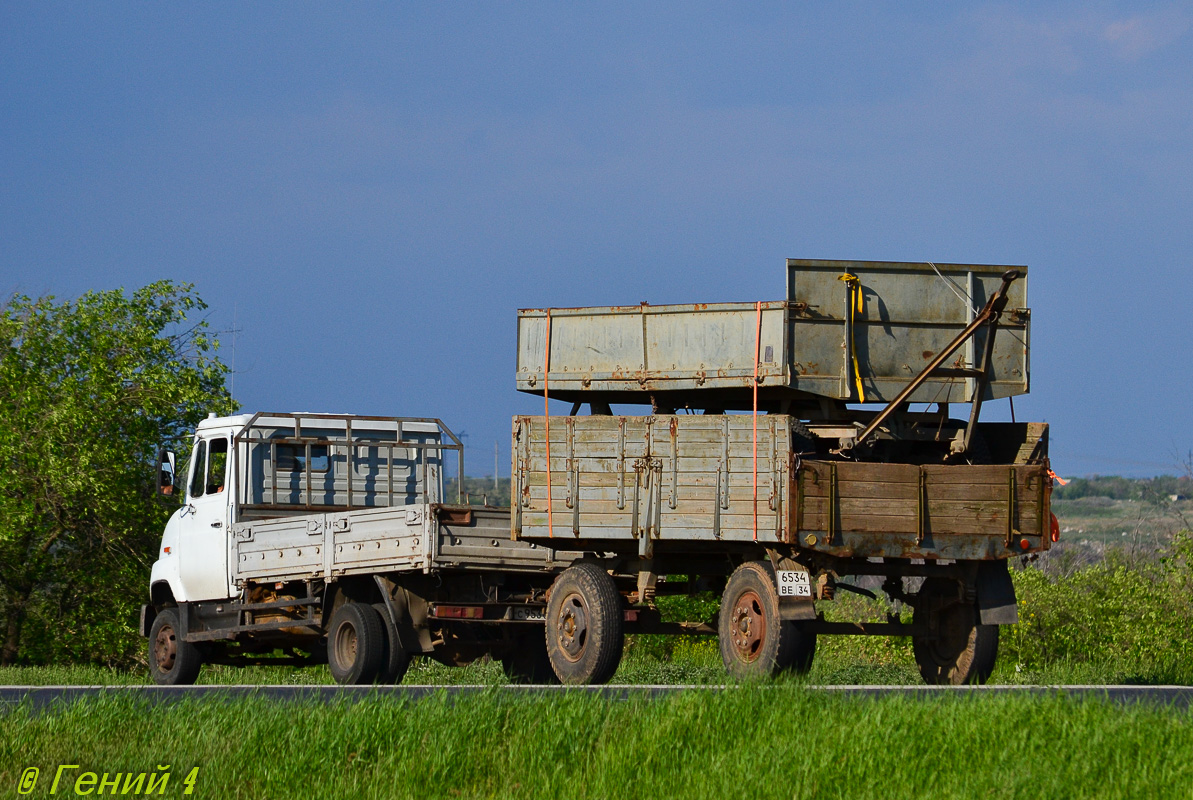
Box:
[508,260,1055,685]
[143,412,580,686]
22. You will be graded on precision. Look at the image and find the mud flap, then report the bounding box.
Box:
[139,604,156,638]
[373,575,433,654]
[976,561,1018,624]
[779,593,818,622]
[766,551,818,622]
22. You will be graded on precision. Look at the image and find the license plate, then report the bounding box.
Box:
[513,607,546,621]
[776,570,812,597]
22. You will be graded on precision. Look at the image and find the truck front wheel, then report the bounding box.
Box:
[545,563,624,685]
[148,608,202,686]
[327,602,385,685]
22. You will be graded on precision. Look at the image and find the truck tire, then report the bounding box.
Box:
[719,561,816,680]
[148,607,202,686]
[327,602,385,685]
[545,563,624,685]
[372,602,411,685]
[912,579,999,685]
[501,629,560,684]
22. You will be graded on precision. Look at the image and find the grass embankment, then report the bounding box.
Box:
[3,689,1191,799]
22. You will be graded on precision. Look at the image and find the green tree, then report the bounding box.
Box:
[0,281,232,666]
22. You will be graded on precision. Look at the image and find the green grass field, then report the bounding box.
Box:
[3,688,1190,799]
[0,636,1165,689]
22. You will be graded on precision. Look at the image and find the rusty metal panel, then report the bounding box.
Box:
[786,259,1029,403]
[515,260,1029,404]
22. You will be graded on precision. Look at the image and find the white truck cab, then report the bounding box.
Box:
[148,412,447,609]
[150,413,253,605]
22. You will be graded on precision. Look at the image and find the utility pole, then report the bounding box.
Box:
[494,440,499,492]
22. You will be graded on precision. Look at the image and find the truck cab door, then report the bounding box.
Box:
[177,434,233,601]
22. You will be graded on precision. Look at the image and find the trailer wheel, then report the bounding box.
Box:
[719,562,816,679]
[912,580,999,685]
[148,608,202,686]
[328,602,385,685]
[501,629,560,685]
[372,602,411,685]
[545,563,624,685]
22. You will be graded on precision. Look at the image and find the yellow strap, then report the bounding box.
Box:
[838,274,866,402]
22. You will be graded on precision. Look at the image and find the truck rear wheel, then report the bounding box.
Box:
[148,607,202,686]
[545,563,624,685]
[372,602,411,685]
[912,579,999,685]
[328,602,385,685]
[501,629,560,684]
[719,561,816,680]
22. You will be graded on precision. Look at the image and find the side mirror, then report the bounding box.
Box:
[157,448,178,496]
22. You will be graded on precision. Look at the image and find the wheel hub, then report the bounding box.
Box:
[334,623,359,666]
[728,590,766,662]
[556,593,589,662]
[153,625,177,672]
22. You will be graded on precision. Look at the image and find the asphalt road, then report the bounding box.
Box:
[2,684,1191,711]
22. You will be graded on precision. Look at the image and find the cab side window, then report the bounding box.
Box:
[207,438,229,494]
[188,440,207,498]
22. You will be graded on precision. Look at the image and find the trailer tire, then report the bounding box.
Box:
[912,580,999,685]
[372,602,411,685]
[545,563,624,685]
[719,561,815,680]
[148,607,202,686]
[501,629,560,685]
[328,602,385,685]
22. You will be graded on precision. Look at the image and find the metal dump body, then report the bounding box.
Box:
[516,260,1029,405]
[512,414,1051,561]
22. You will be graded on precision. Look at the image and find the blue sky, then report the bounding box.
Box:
[2,3,1191,477]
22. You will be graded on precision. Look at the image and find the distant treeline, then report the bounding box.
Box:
[1053,474,1193,501]
[445,476,512,508]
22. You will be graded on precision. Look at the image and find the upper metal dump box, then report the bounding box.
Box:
[516,259,1029,405]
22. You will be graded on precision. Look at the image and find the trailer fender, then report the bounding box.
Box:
[976,561,1018,625]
